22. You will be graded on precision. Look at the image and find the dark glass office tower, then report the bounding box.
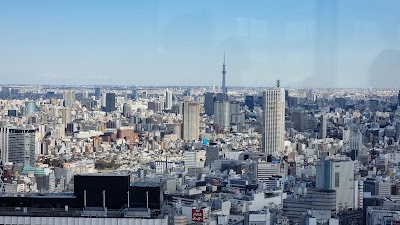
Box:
[105,93,116,113]
[204,92,216,116]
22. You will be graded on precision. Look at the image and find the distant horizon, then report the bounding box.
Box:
[0,83,399,91]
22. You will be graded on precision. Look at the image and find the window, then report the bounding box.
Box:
[335,172,340,187]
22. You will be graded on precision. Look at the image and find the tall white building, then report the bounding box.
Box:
[101,93,107,108]
[262,88,285,154]
[316,159,356,212]
[182,100,200,141]
[82,90,89,98]
[0,127,37,166]
[350,129,363,155]
[165,90,173,110]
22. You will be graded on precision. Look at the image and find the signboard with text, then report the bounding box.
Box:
[192,208,204,223]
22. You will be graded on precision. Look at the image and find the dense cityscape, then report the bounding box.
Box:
[0,55,400,225]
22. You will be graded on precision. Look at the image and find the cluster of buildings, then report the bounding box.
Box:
[1,61,400,224]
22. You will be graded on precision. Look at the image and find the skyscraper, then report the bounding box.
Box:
[245,96,255,110]
[204,92,216,116]
[221,53,227,94]
[0,127,37,166]
[182,99,200,141]
[214,101,230,132]
[291,109,308,132]
[262,87,285,154]
[398,91,400,106]
[165,90,173,110]
[25,101,37,116]
[132,89,140,101]
[61,108,71,128]
[350,129,363,160]
[316,159,356,212]
[319,113,327,139]
[123,103,131,118]
[94,87,101,99]
[63,91,75,108]
[82,90,89,99]
[105,93,116,113]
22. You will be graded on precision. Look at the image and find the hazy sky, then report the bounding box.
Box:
[1,0,400,88]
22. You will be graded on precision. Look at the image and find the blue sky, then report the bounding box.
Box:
[1,0,400,88]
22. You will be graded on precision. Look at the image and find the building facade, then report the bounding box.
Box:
[0,127,37,166]
[262,88,285,154]
[182,101,200,141]
[316,160,356,211]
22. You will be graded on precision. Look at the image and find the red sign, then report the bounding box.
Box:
[192,208,204,223]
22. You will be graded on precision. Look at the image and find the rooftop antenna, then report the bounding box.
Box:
[276,79,281,88]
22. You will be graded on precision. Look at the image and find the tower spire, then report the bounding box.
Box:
[222,53,227,94]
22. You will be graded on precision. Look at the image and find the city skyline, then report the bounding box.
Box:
[1,0,400,88]
[1,1,400,225]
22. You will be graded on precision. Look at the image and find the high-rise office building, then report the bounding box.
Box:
[230,101,241,124]
[216,92,228,102]
[63,91,75,108]
[291,109,308,132]
[316,159,356,212]
[105,93,116,113]
[350,130,363,160]
[204,92,216,116]
[306,89,314,102]
[214,101,230,132]
[148,101,164,113]
[123,103,131,118]
[221,53,227,94]
[398,91,400,106]
[230,101,240,116]
[335,97,346,109]
[262,88,285,154]
[25,101,37,116]
[0,127,37,166]
[245,96,255,110]
[369,99,380,111]
[61,108,71,128]
[132,89,140,101]
[165,90,173,110]
[82,90,89,99]
[396,122,400,142]
[80,98,93,109]
[319,113,327,139]
[94,87,101,99]
[100,93,107,109]
[182,100,200,141]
